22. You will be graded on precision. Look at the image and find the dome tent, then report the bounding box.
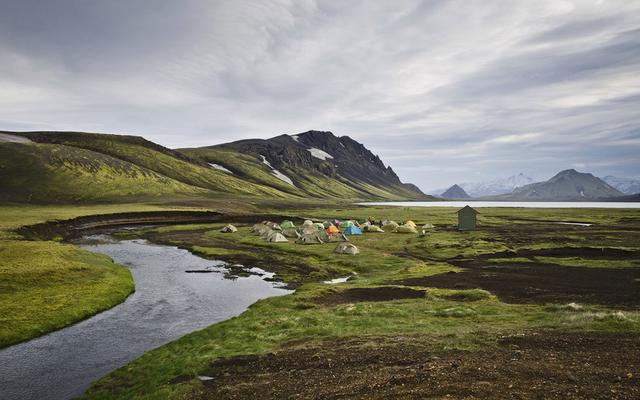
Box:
[340,220,354,228]
[334,243,359,255]
[295,234,324,245]
[280,220,295,229]
[326,225,339,235]
[394,224,418,234]
[220,224,237,233]
[267,232,288,242]
[382,221,399,232]
[343,225,362,235]
[363,224,384,233]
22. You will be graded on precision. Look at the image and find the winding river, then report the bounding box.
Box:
[0,235,291,400]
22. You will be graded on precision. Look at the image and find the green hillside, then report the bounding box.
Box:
[0,142,208,203]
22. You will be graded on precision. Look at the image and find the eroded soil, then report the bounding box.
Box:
[398,260,640,307]
[188,332,639,400]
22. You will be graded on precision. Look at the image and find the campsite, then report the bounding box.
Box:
[1,2,640,399]
[3,201,638,399]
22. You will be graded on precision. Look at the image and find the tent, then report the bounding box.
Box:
[314,222,325,230]
[381,220,396,226]
[281,228,301,238]
[422,223,435,229]
[343,225,362,235]
[301,226,319,235]
[394,224,418,234]
[326,225,339,235]
[363,224,384,233]
[334,243,359,255]
[322,221,333,228]
[280,220,295,229]
[404,220,417,228]
[260,229,275,239]
[328,233,349,242]
[341,220,354,228]
[265,222,281,231]
[267,232,288,242]
[302,220,314,227]
[250,223,264,233]
[382,221,399,232]
[295,234,324,245]
[220,224,237,233]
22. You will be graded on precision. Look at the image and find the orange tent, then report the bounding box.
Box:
[326,225,339,235]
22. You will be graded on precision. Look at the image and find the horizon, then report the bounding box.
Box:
[1,1,639,190]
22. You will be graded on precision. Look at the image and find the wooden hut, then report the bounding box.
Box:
[457,205,478,231]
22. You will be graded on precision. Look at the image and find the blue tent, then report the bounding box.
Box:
[343,225,362,235]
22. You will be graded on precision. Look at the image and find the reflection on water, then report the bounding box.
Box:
[0,236,291,400]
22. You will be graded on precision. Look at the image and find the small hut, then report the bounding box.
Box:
[457,205,478,231]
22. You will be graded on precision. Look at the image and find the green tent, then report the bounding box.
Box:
[341,220,354,228]
[281,228,301,238]
[280,220,295,229]
[314,222,325,230]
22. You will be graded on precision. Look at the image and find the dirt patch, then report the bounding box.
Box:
[487,247,640,260]
[315,287,426,306]
[398,259,640,307]
[188,331,640,399]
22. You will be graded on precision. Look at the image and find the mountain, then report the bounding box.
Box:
[457,173,534,197]
[0,130,427,203]
[602,176,640,195]
[497,169,624,201]
[440,184,470,199]
[180,130,428,201]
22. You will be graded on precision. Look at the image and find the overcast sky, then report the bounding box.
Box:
[1,0,639,190]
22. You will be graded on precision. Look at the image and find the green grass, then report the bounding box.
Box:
[534,256,640,269]
[0,240,134,347]
[77,206,640,399]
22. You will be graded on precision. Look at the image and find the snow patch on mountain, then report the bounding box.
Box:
[602,176,640,195]
[460,173,534,197]
[259,154,295,186]
[307,147,333,160]
[208,163,233,174]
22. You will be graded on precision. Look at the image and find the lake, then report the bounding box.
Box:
[360,201,640,209]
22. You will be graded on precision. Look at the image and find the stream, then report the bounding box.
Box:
[0,234,291,400]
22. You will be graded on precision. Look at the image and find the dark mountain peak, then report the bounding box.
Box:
[441,184,470,199]
[214,130,426,199]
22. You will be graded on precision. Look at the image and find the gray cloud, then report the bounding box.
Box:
[0,0,639,190]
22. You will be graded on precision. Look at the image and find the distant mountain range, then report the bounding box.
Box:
[440,184,470,199]
[601,176,640,195]
[0,130,428,203]
[429,173,534,197]
[495,169,623,201]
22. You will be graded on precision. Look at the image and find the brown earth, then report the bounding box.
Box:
[186,331,639,400]
[315,287,426,306]
[397,259,640,307]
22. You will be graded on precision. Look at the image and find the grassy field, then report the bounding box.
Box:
[0,203,203,347]
[75,205,640,399]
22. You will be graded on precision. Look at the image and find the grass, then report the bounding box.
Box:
[0,203,203,347]
[0,240,134,347]
[1,201,638,398]
[534,256,640,269]
[78,205,640,399]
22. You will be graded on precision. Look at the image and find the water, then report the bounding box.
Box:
[0,236,291,400]
[360,201,640,209]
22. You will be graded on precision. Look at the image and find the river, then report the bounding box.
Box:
[0,235,291,400]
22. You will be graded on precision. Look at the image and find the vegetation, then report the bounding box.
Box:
[78,205,639,399]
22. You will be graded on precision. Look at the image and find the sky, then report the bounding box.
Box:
[1,0,639,191]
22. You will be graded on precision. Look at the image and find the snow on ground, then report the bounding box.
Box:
[307,147,333,160]
[259,154,274,169]
[290,135,300,143]
[258,154,295,186]
[207,163,233,174]
[271,169,295,186]
[0,133,32,143]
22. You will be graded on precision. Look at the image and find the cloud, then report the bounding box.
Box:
[0,0,639,190]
